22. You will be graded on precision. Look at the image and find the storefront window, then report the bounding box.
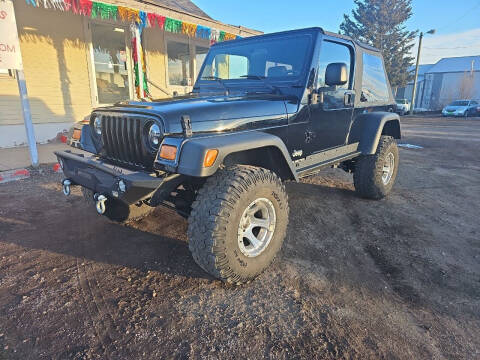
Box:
[201,54,249,80]
[195,46,209,81]
[167,40,190,86]
[91,23,130,104]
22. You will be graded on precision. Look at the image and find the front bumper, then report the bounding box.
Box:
[54,151,166,204]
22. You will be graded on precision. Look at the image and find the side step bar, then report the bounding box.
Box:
[294,143,360,179]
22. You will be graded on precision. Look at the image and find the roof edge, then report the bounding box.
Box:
[135,0,262,35]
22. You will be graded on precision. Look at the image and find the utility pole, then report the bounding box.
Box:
[410,29,435,115]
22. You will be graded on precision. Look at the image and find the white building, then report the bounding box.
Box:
[397,55,480,111]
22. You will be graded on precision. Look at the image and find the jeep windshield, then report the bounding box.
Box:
[196,34,313,93]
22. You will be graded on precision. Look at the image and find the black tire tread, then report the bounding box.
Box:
[354,135,398,200]
[188,165,289,284]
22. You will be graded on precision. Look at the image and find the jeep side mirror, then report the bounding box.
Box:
[325,63,348,87]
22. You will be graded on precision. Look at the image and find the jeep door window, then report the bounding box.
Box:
[198,35,311,85]
[361,53,390,103]
[317,40,353,109]
[167,40,191,86]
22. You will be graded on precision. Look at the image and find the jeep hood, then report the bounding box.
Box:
[102,94,292,134]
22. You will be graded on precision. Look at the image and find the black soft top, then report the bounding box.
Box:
[321,29,379,52]
[214,27,380,54]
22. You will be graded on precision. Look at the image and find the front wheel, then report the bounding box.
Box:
[188,165,289,284]
[353,135,399,200]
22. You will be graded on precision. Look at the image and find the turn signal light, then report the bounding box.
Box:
[159,144,177,160]
[72,129,82,140]
[204,149,218,167]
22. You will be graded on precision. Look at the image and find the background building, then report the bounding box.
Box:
[0,0,261,148]
[396,64,434,107]
[397,55,480,111]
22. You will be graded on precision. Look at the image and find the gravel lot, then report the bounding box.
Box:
[0,116,479,359]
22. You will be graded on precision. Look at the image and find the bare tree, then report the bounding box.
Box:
[458,71,475,100]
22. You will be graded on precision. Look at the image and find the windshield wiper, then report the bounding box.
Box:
[200,76,229,95]
[239,75,282,94]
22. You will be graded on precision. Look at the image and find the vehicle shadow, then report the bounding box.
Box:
[0,174,358,283]
[0,180,214,281]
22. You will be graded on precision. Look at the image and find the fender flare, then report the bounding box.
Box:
[348,112,401,155]
[175,131,298,180]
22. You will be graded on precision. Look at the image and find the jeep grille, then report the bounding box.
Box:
[99,114,158,170]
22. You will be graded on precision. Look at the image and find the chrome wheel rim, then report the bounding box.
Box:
[382,152,395,185]
[237,198,276,258]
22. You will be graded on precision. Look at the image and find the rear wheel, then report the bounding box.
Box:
[187,165,289,284]
[353,135,399,200]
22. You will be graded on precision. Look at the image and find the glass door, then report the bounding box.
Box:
[91,23,131,104]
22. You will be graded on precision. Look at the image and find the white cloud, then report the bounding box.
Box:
[410,28,480,65]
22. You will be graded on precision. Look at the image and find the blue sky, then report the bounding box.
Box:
[193,0,480,64]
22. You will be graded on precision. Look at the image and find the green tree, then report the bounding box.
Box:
[340,0,417,93]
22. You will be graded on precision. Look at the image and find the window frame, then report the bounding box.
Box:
[314,37,356,111]
[194,44,210,82]
[316,39,355,90]
[359,50,392,106]
[85,18,134,106]
[165,33,209,94]
[166,36,192,88]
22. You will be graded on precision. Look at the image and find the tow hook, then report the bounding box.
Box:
[94,194,107,215]
[62,179,71,196]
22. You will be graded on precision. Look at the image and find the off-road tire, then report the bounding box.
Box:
[188,165,289,284]
[353,135,399,200]
[81,187,154,223]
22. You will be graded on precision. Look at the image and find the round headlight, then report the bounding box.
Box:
[93,116,102,136]
[148,123,161,147]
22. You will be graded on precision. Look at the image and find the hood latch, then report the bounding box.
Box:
[181,115,192,137]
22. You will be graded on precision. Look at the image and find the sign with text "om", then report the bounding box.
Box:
[0,0,22,70]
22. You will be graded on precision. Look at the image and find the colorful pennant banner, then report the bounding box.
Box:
[24,0,241,43]
[91,2,117,20]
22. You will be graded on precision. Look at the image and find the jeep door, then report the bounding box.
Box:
[308,39,355,152]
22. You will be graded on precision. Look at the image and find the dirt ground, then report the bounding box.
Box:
[0,116,479,359]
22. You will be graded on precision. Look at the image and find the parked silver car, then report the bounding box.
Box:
[442,100,480,117]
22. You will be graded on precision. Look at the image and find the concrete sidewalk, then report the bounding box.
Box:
[0,142,75,171]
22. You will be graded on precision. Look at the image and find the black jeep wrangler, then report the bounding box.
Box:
[56,28,400,284]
